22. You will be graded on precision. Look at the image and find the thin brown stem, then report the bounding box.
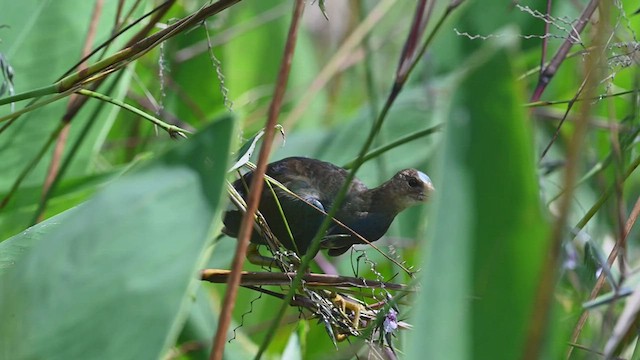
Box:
[395,0,430,83]
[201,269,411,291]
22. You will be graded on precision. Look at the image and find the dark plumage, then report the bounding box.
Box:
[222,157,434,256]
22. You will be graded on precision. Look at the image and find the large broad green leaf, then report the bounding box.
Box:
[0,116,234,359]
[407,34,551,359]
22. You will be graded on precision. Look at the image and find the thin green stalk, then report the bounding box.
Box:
[0,90,75,125]
[525,90,635,108]
[0,85,58,106]
[343,124,442,169]
[75,89,190,137]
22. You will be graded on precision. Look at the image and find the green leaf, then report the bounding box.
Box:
[0,207,77,274]
[407,35,551,359]
[0,116,234,360]
[230,124,285,172]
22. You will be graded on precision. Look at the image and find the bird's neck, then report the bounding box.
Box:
[335,185,399,243]
[362,182,403,215]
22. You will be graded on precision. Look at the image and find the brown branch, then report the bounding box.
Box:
[201,269,412,292]
[209,2,305,360]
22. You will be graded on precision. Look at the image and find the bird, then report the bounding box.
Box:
[222,156,434,258]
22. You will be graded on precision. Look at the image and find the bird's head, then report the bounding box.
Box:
[383,169,435,211]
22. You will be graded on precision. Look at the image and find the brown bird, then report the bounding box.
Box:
[222,157,434,257]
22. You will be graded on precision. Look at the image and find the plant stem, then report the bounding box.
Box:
[75,89,190,137]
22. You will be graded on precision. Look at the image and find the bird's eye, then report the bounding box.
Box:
[407,177,421,188]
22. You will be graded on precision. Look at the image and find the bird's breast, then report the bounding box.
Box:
[333,212,394,242]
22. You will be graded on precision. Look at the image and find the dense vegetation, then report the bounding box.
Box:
[1,1,639,359]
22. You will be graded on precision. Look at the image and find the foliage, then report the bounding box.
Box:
[0,0,639,359]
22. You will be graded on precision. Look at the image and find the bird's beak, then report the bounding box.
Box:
[424,180,435,199]
[419,183,434,202]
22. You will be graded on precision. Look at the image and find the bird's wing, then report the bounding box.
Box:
[271,157,368,198]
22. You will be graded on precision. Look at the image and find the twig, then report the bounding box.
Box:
[538,74,589,161]
[75,89,190,138]
[539,0,553,79]
[201,269,412,292]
